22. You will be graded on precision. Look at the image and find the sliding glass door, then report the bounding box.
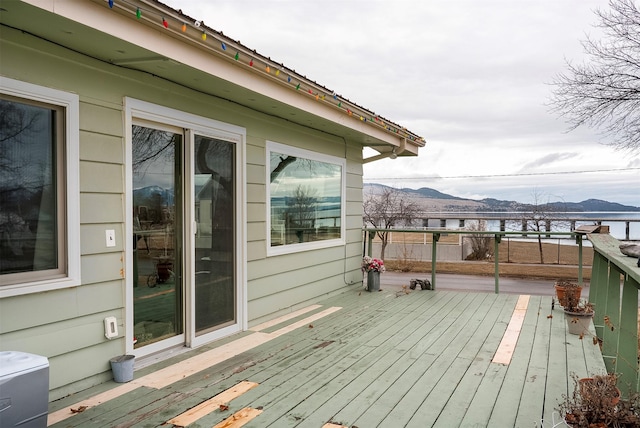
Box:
[131,124,183,348]
[193,136,236,335]
[127,108,244,356]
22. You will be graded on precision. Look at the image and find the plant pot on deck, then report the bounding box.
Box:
[367,271,380,292]
[564,309,594,336]
[554,281,582,308]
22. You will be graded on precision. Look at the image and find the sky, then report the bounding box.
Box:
[161,0,640,207]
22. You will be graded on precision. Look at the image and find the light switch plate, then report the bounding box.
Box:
[106,229,116,247]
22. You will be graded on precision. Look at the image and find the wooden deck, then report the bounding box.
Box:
[48,288,606,427]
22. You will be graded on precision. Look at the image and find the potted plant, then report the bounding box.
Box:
[554,279,582,308]
[564,299,595,336]
[559,373,637,427]
[362,256,385,292]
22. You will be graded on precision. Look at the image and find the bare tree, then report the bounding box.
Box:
[363,186,420,260]
[550,0,640,152]
[516,191,569,264]
[465,220,494,261]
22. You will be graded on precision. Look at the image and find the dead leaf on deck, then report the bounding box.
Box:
[70,405,88,413]
[219,404,229,411]
[308,324,314,328]
[547,314,553,319]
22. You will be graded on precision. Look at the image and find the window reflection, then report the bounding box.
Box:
[269,150,342,246]
[0,97,60,280]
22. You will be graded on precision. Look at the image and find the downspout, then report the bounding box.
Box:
[362,138,407,164]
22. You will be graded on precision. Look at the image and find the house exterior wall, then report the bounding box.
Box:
[0,25,363,400]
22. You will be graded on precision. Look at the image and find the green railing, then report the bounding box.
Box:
[363,228,585,294]
[587,233,640,394]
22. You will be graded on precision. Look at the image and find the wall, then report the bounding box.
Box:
[370,242,474,262]
[0,24,363,400]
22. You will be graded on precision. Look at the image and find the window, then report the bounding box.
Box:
[267,142,345,255]
[0,78,79,296]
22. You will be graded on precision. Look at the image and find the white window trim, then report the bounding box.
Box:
[124,98,248,356]
[0,77,81,298]
[266,141,346,257]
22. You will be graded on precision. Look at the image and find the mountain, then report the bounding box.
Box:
[364,183,640,212]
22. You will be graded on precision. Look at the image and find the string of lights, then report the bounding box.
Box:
[101,0,425,145]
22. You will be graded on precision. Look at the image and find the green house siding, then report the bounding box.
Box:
[1,22,363,399]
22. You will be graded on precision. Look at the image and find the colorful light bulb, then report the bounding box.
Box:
[235,52,239,60]
[108,0,114,8]
[201,31,207,40]
[162,18,168,28]
[221,42,227,51]
[136,7,141,19]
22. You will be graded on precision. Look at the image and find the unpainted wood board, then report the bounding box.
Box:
[492,295,530,365]
[267,307,343,338]
[322,424,348,428]
[250,305,323,332]
[167,381,259,426]
[212,407,263,428]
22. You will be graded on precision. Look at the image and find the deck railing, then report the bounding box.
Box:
[587,233,640,393]
[363,228,586,293]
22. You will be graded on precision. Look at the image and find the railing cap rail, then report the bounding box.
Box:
[588,233,640,284]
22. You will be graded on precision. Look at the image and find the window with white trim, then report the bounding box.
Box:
[267,142,345,255]
[0,78,80,296]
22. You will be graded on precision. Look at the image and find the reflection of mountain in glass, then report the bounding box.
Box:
[133,186,174,225]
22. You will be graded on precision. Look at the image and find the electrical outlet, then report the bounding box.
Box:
[104,317,118,339]
[106,229,116,247]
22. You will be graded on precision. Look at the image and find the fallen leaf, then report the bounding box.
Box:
[547,314,553,319]
[308,324,314,328]
[70,405,88,413]
[219,404,229,411]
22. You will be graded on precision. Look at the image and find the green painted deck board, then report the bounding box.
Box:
[48,289,607,428]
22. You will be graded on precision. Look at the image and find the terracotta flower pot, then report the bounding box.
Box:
[579,377,621,406]
[555,281,582,308]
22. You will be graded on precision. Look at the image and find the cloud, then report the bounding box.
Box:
[164,0,637,207]
[519,153,581,172]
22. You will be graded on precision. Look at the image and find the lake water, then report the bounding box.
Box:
[424,212,640,241]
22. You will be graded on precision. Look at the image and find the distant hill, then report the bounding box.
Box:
[364,183,640,212]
